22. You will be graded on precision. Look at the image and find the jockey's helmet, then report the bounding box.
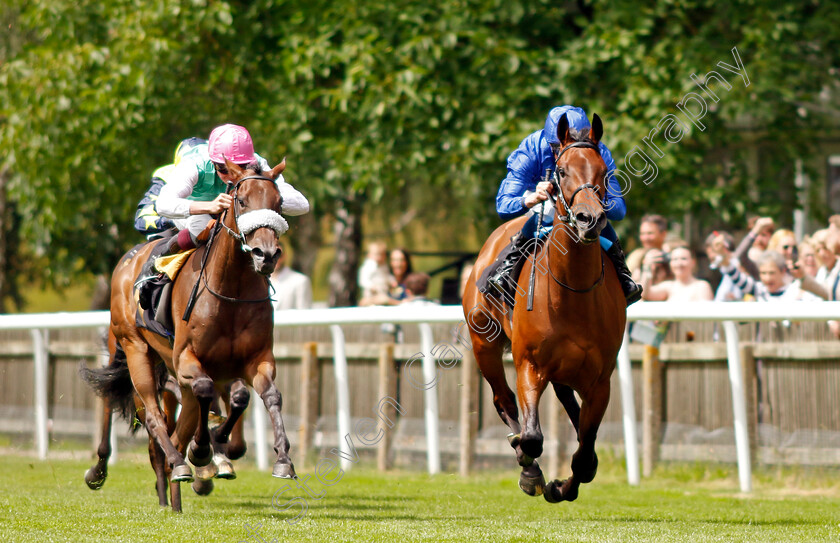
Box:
[208,124,256,164]
[544,105,590,146]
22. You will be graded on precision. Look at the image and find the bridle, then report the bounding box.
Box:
[542,140,606,292]
[185,174,286,315]
[547,141,603,227]
[220,174,286,253]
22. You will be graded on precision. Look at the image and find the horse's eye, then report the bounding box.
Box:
[237,198,246,207]
[557,167,566,178]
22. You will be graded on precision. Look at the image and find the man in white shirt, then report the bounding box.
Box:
[270,244,313,311]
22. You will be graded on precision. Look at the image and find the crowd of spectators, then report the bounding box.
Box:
[630,214,840,333]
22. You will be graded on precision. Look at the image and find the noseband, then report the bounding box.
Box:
[548,141,602,226]
[221,175,288,253]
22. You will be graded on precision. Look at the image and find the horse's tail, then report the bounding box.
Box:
[80,344,135,421]
[80,344,169,433]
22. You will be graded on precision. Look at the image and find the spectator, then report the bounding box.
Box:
[812,229,840,295]
[710,237,827,302]
[704,231,744,301]
[270,244,312,310]
[732,216,775,280]
[641,245,713,302]
[798,238,819,279]
[402,272,436,305]
[358,241,391,301]
[628,214,668,280]
[745,216,775,264]
[359,247,414,306]
[767,228,796,262]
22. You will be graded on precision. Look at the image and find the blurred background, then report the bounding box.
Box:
[1,0,838,310]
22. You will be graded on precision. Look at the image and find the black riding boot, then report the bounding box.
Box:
[137,235,185,310]
[484,233,531,298]
[605,239,642,306]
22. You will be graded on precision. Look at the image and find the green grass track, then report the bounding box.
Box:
[1,453,839,542]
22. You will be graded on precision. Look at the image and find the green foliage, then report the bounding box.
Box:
[1,0,839,295]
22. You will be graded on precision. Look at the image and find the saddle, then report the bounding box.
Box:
[135,238,195,339]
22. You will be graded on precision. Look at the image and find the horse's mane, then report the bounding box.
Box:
[567,126,592,143]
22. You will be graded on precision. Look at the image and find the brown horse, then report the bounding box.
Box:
[461,113,625,503]
[84,159,295,511]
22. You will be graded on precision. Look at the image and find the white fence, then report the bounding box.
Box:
[3,301,840,493]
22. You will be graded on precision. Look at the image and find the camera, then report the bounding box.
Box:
[660,252,671,265]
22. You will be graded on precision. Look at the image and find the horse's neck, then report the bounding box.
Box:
[547,226,602,291]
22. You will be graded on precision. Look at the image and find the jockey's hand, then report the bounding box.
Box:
[525,181,554,208]
[205,193,233,214]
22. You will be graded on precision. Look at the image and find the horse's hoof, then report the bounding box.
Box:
[191,478,214,496]
[544,479,578,503]
[518,467,546,496]
[170,464,194,483]
[84,466,107,490]
[272,462,297,479]
[194,461,218,481]
[188,441,213,467]
[214,454,236,480]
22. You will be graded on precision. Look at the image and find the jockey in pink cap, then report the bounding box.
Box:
[139,124,309,309]
[155,123,309,253]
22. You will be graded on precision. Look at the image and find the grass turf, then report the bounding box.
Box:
[1,452,839,542]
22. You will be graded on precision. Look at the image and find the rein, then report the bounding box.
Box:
[548,141,602,227]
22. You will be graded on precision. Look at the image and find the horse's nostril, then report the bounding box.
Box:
[576,213,594,227]
[251,248,264,259]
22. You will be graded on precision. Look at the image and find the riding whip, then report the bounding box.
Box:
[527,169,550,311]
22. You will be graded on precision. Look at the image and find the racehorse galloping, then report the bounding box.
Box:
[462,113,625,503]
[85,159,295,512]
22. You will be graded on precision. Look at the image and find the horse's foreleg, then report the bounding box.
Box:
[125,342,192,484]
[211,380,249,480]
[251,362,296,479]
[515,362,549,496]
[545,379,610,504]
[176,350,217,478]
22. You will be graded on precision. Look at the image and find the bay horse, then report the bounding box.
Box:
[83,159,295,511]
[461,113,625,503]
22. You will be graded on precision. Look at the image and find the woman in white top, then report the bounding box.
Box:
[640,245,714,302]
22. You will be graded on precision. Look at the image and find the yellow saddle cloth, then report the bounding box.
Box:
[154,249,196,281]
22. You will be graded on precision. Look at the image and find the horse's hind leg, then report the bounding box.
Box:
[85,333,122,490]
[545,379,610,503]
[250,362,295,479]
[124,341,193,484]
[553,383,581,433]
[85,401,112,490]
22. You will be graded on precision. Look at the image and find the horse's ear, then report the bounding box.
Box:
[590,113,603,144]
[556,113,571,145]
[225,158,245,179]
[270,157,286,179]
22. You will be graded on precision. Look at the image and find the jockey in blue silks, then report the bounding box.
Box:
[486,105,642,305]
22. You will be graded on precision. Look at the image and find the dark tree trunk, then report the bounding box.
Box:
[328,196,363,307]
[89,274,111,310]
[0,167,21,312]
[288,209,321,280]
